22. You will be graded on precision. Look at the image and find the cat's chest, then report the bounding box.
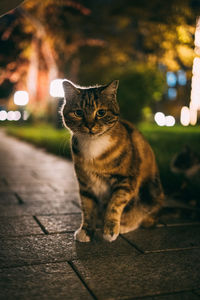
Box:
[89,173,110,201]
[77,134,111,160]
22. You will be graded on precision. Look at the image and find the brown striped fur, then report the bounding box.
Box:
[61,80,164,242]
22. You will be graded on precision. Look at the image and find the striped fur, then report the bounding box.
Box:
[61,80,164,242]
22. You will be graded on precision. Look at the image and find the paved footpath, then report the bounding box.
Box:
[0,129,200,300]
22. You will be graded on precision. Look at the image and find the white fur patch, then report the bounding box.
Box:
[172,163,200,178]
[90,174,110,200]
[103,233,119,242]
[74,228,91,242]
[78,134,111,160]
[185,164,200,178]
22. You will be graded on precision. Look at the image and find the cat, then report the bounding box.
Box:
[61,80,164,242]
[171,145,200,180]
[171,145,200,208]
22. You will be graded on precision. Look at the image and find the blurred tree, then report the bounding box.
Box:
[0,0,200,121]
[109,63,165,123]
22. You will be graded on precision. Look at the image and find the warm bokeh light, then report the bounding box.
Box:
[0,110,7,121]
[13,111,21,121]
[189,107,197,126]
[7,111,15,121]
[154,112,165,126]
[14,91,29,106]
[180,106,190,126]
[194,17,200,49]
[23,110,30,121]
[165,115,175,127]
[192,57,200,75]
[50,79,65,98]
[0,110,22,121]
[187,17,200,126]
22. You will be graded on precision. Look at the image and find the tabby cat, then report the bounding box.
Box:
[61,80,164,242]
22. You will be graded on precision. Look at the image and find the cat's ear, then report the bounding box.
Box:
[62,80,80,99]
[101,80,119,95]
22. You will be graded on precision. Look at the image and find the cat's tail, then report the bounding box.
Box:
[156,196,200,224]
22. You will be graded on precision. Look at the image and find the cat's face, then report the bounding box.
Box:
[61,80,120,136]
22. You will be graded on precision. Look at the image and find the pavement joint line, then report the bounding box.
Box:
[68,260,98,300]
[127,289,200,300]
[31,171,39,179]
[14,192,24,205]
[48,183,59,192]
[0,232,74,239]
[120,234,144,254]
[143,246,200,254]
[71,200,81,209]
[36,212,81,216]
[33,216,49,235]
[165,222,200,227]
[0,233,46,238]
[7,212,81,217]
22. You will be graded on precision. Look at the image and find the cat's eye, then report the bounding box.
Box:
[74,110,83,117]
[96,109,106,118]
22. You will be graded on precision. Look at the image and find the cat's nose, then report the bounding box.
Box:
[86,122,95,130]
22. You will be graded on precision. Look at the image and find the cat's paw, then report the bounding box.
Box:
[74,228,91,242]
[103,232,118,242]
[103,222,119,242]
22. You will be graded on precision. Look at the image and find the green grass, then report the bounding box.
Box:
[5,123,71,159]
[4,122,200,193]
[139,123,200,192]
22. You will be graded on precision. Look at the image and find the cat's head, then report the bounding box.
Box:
[61,80,119,136]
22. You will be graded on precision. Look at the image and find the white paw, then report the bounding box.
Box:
[103,233,118,242]
[74,228,91,242]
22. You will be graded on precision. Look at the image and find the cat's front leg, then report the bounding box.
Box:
[103,186,135,242]
[74,190,97,242]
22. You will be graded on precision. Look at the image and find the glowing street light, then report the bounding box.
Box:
[14,91,29,106]
[49,79,65,98]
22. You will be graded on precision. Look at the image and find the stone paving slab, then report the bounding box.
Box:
[151,291,200,299]
[1,130,200,299]
[122,225,200,253]
[0,192,19,204]
[0,182,11,192]
[10,183,56,194]
[19,191,80,205]
[36,213,82,233]
[0,234,74,268]
[160,215,200,227]
[0,262,92,300]
[0,216,43,237]
[72,249,200,299]
[0,201,80,216]
[0,233,137,268]
[0,192,80,216]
